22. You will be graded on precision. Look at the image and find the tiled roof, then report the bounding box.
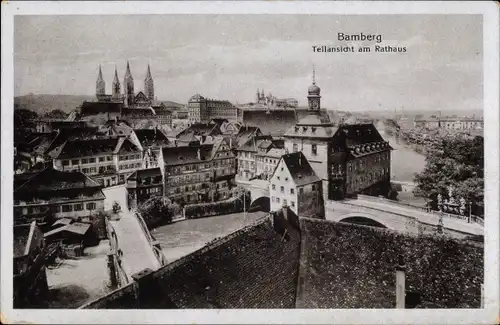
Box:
[237,135,273,152]
[50,137,139,159]
[240,110,296,136]
[127,167,162,181]
[177,123,221,137]
[122,108,155,118]
[15,167,102,193]
[44,222,91,237]
[14,172,38,190]
[284,112,337,139]
[279,152,320,186]
[257,148,285,158]
[338,123,387,147]
[80,101,123,115]
[134,129,171,148]
[161,144,213,166]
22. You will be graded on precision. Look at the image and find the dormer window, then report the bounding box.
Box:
[294,127,299,132]
[311,127,316,133]
[302,126,308,132]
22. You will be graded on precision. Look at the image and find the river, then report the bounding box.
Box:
[375,121,426,183]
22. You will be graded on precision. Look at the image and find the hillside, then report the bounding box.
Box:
[14,94,94,115]
[159,100,185,109]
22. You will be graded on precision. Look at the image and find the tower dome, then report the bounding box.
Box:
[308,65,320,95]
[308,83,321,95]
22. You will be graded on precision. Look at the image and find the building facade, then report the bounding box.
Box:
[284,70,392,201]
[126,167,164,209]
[158,137,236,205]
[188,94,238,124]
[269,151,324,218]
[413,117,483,130]
[14,167,105,224]
[51,137,143,186]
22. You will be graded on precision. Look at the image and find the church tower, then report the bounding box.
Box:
[112,66,121,101]
[307,65,321,112]
[96,65,106,99]
[144,64,154,104]
[124,61,135,107]
[256,88,260,103]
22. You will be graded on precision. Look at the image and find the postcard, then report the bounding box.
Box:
[1,1,498,324]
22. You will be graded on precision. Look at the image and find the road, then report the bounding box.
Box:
[109,210,161,278]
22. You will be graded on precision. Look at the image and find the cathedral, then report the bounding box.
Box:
[95,61,156,108]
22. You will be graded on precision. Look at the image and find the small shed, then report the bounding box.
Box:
[44,222,92,246]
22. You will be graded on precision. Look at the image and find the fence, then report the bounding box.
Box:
[355,195,484,226]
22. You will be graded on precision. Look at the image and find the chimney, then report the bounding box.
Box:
[299,153,302,167]
[197,148,201,160]
[395,255,406,309]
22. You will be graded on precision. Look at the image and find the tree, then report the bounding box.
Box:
[14,108,38,129]
[230,185,251,206]
[43,109,68,120]
[413,135,484,216]
[137,196,174,228]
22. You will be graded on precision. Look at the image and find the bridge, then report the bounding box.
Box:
[326,195,483,238]
[102,184,166,281]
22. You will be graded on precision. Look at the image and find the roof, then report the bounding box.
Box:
[279,152,321,186]
[161,144,213,166]
[50,137,140,159]
[237,135,273,152]
[80,101,123,115]
[14,172,37,190]
[15,167,102,193]
[189,94,205,102]
[258,148,286,158]
[52,218,73,227]
[133,128,171,148]
[127,167,162,181]
[337,124,387,147]
[240,110,297,136]
[44,222,91,237]
[177,123,222,137]
[122,108,155,118]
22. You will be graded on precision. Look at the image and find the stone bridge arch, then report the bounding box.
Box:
[249,196,270,212]
[335,212,394,229]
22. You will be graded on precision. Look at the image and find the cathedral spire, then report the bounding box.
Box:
[112,65,121,100]
[145,63,152,80]
[144,63,154,103]
[96,64,105,97]
[124,60,135,107]
[312,64,316,84]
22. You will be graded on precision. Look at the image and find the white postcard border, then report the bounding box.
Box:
[1,1,498,324]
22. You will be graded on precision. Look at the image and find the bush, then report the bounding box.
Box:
[137,196,174,228]
[185,197,244,219]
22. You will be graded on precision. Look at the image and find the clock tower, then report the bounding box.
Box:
[307,66,321,111]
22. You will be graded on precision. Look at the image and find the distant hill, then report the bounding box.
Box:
[159,100,185,110]
[14,94,94,115]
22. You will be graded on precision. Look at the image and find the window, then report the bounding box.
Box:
[99,157,105,162]
[276,197,280,203]
[62,160,70,166]
[82,158,88,164]
[283,199,288,206]
[290,188,295,194]
[293,143,298,152]
[280,186,284,193]
[291,201,295,207]
[89,158,96,163]
[312,144,317,155]
[74,204,83,211]
[71,159,79,165]
[86,202,96,210]
[299,187,304,195]
[62,205,73,212]
[107,156,113,161]
[312,184,316,191]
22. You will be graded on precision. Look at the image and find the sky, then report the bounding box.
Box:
[14,14,482,111]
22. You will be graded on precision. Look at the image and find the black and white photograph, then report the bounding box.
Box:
[1,1,499,324]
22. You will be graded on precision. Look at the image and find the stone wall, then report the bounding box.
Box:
[296,218,483,308]
[84,216,301,309]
